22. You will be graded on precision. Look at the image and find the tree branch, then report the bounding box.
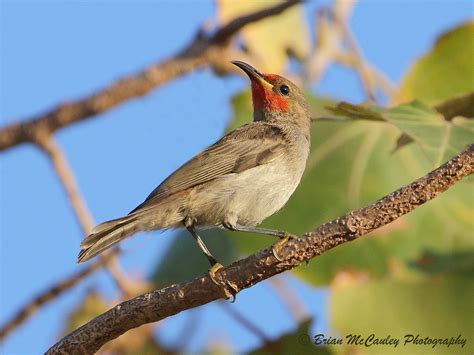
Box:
[0,0,301,152]
[46,145,473,354]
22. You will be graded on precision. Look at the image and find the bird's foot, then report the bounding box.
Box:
[272,232,296,261]
[208,262,224,285]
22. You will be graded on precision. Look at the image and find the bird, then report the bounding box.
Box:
[78,61,311,282]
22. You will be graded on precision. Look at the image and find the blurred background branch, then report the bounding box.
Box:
[217,301,270,344]
[0,250,118,341]
[35,132,135,297]
[304,1,397,102]
[268,276,309,323]
[0,0,300,151]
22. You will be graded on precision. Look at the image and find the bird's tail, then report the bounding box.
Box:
[77,215,141,263]
[77,193,186,263]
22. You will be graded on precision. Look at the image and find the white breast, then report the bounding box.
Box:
[190,137,310,227]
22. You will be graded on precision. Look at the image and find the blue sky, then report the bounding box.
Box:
[1,1,472,353]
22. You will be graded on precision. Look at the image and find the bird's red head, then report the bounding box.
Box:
[232,61,309,125]
[249,73,289,113]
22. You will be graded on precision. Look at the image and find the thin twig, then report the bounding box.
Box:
[0,0,301,151]
[0,250,118,341]
[337,20,377,101]
[171,309,201,351]
[46,145,473,354]
[216,301,269,343]
[332,3,398,101]
[35,133,94,231]
[311,116,351,122]
[305,1,397,101]
[334,52,398,101]
[268,276,308,323]
[305,7,343,85]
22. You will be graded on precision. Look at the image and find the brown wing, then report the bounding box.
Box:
[129,122,288,213]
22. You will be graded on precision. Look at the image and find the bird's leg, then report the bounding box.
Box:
[223,223,296,261]
[185,223,224,284]
[223,223,287,238]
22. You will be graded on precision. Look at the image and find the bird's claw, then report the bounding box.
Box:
[272,232,295,261]
[208,262,225,285]
[208,263,237,302]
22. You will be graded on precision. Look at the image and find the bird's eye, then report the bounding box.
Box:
[279,84,290,96]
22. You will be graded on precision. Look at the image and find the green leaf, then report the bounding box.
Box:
[385,101,474,165]
[400,21,474,105]
[330,274,474,354]
[434,92,474,120]
[391,133,413,153]
[407,249,474,276]
[217,0,309,73]
[250,318,331,355]
[226,90,253,131]
[325,100,474,166]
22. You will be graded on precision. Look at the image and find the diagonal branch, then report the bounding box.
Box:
[217,301,269,343]
[35,133,133,296]
[36,134,94,231]
[0,0,301,151]
[46,145,473,354]
[268,276,309,323]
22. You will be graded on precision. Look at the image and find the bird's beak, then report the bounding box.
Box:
[232,61,273,89]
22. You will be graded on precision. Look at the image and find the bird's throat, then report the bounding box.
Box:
[251,81,289,118]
